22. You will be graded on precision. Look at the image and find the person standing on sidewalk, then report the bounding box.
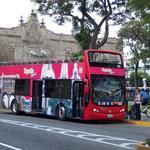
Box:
[134,88,141,120]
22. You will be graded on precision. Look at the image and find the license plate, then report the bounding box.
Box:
[107,114,113,118]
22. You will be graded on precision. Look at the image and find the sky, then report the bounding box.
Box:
[0,0,72,34]
[0,0,119,37]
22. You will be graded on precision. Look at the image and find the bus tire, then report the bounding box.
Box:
[11,100,19,115]
[56,104,66,120]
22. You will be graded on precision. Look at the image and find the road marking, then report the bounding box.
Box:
[0,142,22,150]
[0,118,141,149]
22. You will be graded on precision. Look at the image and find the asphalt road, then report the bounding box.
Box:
[0,111,149,150]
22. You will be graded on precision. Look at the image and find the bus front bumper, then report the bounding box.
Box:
[84,111,125,121]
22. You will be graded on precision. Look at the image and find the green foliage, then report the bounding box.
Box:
[119,20,150,59]
[119,21,140,86]
[128,0,150,23]
[129,71,150,87]
[74,29,91,51]
[71,51,83,61]
[72,24,91,51]
[118,20,147,49]
[118,19,150,87]
[126,0,150,50]
[71,14,92,51]
[119,0,150,87]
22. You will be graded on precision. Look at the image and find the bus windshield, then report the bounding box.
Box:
[88,52,123,68]
[91,75,125,106]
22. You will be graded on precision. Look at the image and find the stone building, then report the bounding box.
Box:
[0,12,121,62]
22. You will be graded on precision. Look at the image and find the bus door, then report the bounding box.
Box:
[73,81,84,118]
[32,80,42,112]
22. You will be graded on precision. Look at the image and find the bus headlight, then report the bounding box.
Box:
[120,109,125,112]
[93,108,99,112]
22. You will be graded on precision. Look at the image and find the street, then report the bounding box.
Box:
[0,111,149,150]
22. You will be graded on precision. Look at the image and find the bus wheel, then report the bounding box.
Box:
[11,100,19,115]
[56,104,66,120]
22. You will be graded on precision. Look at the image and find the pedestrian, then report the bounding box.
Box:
[140,89,149,106]
[134,88,141,120]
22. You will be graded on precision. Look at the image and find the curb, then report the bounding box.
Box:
[127,120,150,127]
[0,108,11,113]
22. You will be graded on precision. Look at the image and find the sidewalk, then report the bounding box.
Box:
[127,113,150,127]
[0,108,11,113]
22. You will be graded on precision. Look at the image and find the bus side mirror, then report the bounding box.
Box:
[84,79,89,93]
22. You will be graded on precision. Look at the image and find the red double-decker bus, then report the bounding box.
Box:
[0,49,126,121]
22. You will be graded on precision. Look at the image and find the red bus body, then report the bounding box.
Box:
[0,49,126,121]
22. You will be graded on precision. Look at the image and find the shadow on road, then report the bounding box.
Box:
[0,108,127,125]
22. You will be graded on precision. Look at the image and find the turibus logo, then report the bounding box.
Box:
[24,68,36,77]
[101,68,114,74]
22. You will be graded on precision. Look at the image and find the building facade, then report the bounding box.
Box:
[0,12,121,62]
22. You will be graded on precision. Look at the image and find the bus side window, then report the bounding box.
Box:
[45,79,71,99]
[59,80,71,99]
[15,79,30,96]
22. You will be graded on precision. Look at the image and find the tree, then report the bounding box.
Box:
[118,0,150,87]
[128,0,150,50]
[72,22,91,51]
[128,0,150,23]
[118,20,148,87]
[129,71,150,87]
[31,0,125,49]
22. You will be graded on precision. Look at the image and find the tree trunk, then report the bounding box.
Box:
[96,19,109,49]
[89,26,99,49]
[134,61,139,88]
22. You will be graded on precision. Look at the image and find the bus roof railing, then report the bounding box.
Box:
[0,57,83,66]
